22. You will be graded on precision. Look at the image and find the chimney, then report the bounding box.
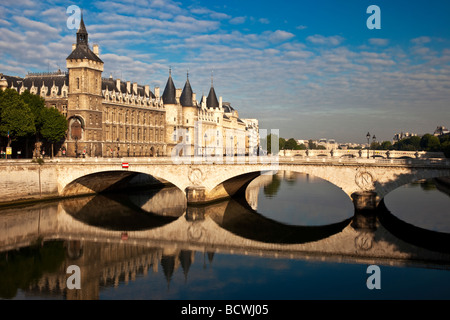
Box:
[193,93,196,105]
[133,82,137,95]
[154,86,160,99]
[202,96,206,109]
[126,81,131,94]
[72,43,76,51]
[93,44,99,57]
[176,88,182,99]
[219,96,222,109]
[144,85,150,97]
[116,79,121,91]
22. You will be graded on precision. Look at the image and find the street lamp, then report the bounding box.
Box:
[372,135,376,158]
[366,132,370,159]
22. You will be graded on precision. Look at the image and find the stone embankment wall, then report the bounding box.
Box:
[0,160,166,206]
[0,161,59,205]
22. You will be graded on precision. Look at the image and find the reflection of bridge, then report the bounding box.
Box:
[2,156,449,209]
[1,191,450,299]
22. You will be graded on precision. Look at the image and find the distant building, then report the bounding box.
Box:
[434,126,449,137]
[393,132,417,143]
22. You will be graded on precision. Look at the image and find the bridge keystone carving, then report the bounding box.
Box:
[188,167,204,186]
[355,169,375,190]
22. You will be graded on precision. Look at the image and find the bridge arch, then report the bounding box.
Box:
[59,166,188,198]
[204,165,356,204]
[374,170,450,202]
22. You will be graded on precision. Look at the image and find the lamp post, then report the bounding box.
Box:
[116,138,120,158]
[372,135,376,158]
[366,132,370,159]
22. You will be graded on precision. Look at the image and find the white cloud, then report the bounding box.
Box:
[411,36,432,45]
[369,38,389,46]
[190,7,231,20]
[229,16,246,25]
[306,34,344,46]
[13,16,59,33]
[267,30,295,43]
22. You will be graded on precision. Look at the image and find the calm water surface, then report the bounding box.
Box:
[1,171,450,300]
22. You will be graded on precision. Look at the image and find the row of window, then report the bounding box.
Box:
[103,91,161,107]
[104,107,164,126]
[104,125,164,143]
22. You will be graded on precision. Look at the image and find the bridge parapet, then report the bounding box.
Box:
[1,157,450,210]
[283,149,445,159]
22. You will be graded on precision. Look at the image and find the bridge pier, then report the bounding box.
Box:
[351,191,378,231]
[186,186,206,204]
[351,191,377,211]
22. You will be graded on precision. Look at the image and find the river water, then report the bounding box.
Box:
[0,171,449,300]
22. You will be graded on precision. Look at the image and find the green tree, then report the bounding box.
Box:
[394,136,421,151]
[441,141,450,158]
[261,133,280,154]
[0,89,35,147]
[420,134,441,152]
[20,90,46,137]
[284,138,298,150]
[380,140,392,150]
[263,174,281,198]
[370,141,381,150]
[40,107,68,158]
[278,137,286,151]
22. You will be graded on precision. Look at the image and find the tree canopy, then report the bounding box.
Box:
[0,89,67,157]
[0,89,35,143]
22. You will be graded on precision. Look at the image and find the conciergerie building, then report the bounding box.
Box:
[0,16,259,158]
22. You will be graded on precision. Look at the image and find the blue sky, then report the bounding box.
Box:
[1,0,450,143]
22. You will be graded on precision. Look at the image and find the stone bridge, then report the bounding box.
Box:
[1,156,450,210]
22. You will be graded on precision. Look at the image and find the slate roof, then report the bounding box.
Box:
[222,102,234,113]
[180,77,194,107]
[66,16,103,63]
[24,74,69,96]
[2,73,69,96]
[162,74,177,104]
[102,76,155,98]
[206,86,219,109]
[67,45,103,63]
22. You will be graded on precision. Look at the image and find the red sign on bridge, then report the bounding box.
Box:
[122,163,129,169]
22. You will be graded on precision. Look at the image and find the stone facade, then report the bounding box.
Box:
[0,17,258,158]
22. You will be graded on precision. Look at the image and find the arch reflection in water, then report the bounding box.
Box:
[383,177,450,233]
[62,186,187,231]
[1,181,450,300]
[246,171,354,226]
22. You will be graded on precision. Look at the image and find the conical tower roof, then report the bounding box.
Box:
[206,86,219,109]
[180,73,194,107]
[162,70,177,105]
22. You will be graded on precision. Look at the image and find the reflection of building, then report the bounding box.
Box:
[245,174,274,210]
[25,241,215,300]
[0,16,259,157]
